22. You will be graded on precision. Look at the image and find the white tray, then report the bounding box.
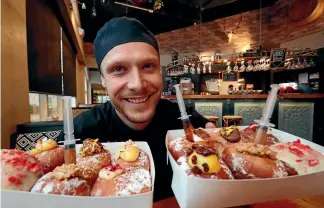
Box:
[1,142,155,208]
[166,127,324,208]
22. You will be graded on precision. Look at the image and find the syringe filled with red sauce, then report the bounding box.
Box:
[174,84,194,142]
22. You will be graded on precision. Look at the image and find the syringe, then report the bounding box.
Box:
[61,96,79,164]
[254,84,280,144]
[174,84,194,142]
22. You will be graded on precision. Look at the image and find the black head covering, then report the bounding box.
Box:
[94,17,159,68]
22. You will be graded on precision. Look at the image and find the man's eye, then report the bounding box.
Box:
[143,63,155,70]
[111,67,126,73]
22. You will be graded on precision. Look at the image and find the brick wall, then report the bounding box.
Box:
[156,0,324,56]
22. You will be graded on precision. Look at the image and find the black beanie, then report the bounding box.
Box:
[94,17,159,68]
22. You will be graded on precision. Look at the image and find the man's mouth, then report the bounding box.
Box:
[126,95,150,104]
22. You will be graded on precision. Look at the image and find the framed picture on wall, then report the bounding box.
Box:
[270,48,287,69]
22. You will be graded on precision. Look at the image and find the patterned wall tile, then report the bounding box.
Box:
[278,102,314,141]
[194,102,223,127]
[234,102,266,125]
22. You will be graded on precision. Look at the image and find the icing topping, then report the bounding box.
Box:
[115,167,151,196]
[79,139,103,157]
[270,140,324,174]
[187,144,221,174]
[99,164,124,180]
[220,125,238,137]
[236,143,275,159]
[30,138,58,155]
[51,164,97,180]
[115,140,139,162]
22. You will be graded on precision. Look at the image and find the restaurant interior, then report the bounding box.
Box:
[2,0,324,207]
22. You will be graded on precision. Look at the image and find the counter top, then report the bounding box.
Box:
[161,93,324,100]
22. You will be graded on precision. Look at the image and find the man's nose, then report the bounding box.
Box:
[127,68,147,91]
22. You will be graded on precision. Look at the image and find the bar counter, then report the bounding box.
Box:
[162,93,324,99]
[161,93,324,146]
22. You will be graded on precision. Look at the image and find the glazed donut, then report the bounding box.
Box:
[31,164,97,196]
[222,143,298,179]
[270,139,324,175]
[77,139,111,174]
[29,139,64,174]
[91,166,151,196]
[240,124,279,145]
[114,140,150,171]
[1,149,43,191]
[176,144,234,179]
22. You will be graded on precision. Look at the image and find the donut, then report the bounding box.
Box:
[29,138,64,174]
[168,137,192,161]
[114,140,150,171]
[91,166,151,196]
[77,139,111,174]
[31,164,97,196]
[222,143,298,179]
[35,147,64,174]
[240,124,279,145]
[176,144,234,179]
[219,126,241,143]
[1,149,43,191]
[270,139,324,175]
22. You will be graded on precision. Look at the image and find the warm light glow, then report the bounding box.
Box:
[241,44,251,53]
[227,32,233,43]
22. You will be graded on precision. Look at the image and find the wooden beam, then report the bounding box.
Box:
[84,42,95,57]
[2,0,30,148]
[85,56,98,68]
[55,0,85,64]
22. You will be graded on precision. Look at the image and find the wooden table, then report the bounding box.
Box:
[153,196,324,208]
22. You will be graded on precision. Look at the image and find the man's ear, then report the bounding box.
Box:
[101,74,107,88]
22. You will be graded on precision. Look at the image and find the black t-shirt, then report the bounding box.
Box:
[70,99,208,202]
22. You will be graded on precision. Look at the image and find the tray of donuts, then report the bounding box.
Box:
[1,139,155,208]
[166,124,324,208]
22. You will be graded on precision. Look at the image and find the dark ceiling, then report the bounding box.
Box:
[79,0,278,43]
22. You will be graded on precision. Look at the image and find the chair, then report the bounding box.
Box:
[222,115,243,127]
[204,116,219,127]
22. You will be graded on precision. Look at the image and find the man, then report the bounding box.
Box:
[73,17,215,202]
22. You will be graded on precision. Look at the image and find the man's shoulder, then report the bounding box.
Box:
[75,102,111,120]
[74,102,112,129]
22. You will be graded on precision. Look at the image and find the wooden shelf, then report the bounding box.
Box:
[161,93,324,100]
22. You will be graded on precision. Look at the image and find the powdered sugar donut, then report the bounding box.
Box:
[31,164,96,196]
[168,137,192,161]
[222,143,297,179]
[270,139,324,175]
[1,149,43,191]
[77,139,111,174]
[91,166,151,196]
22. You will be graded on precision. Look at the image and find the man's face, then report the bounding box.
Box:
[100,42,162,130]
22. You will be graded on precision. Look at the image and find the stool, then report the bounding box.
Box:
[222,115,243,127]
[204,116,219,127]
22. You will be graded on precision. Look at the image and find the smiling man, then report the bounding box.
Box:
[73,17,214,201]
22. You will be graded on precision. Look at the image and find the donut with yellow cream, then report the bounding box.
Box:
[30,138,64,174]
[115,140,150,170]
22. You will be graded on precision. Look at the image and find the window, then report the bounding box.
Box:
[29,93,75,122]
